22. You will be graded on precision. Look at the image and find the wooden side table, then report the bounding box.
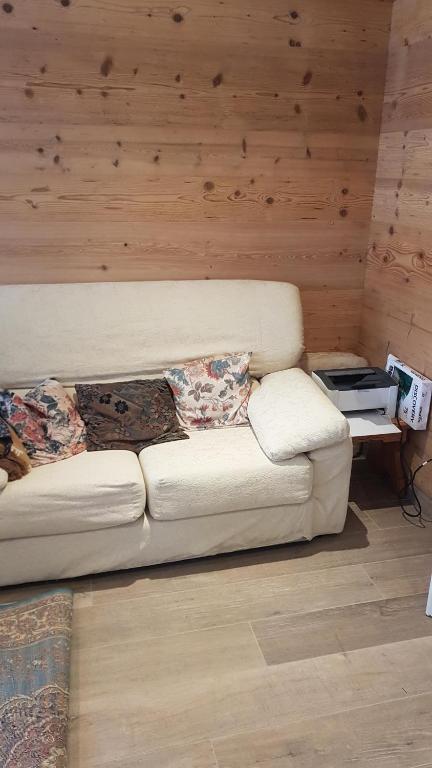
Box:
[347,411,409,494]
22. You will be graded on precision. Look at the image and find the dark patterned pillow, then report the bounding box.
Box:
[75,379,188,453]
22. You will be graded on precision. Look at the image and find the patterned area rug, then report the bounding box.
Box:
[0,589,73,768]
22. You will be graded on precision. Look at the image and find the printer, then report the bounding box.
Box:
[312,367,398,417]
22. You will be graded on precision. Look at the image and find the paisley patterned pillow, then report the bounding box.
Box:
[164,353,252,430]
[0,379,86,466]
[75,379,188,453]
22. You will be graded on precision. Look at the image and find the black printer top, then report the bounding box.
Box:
[313,367,397,392]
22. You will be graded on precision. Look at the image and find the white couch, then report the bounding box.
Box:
[0,279,352,586]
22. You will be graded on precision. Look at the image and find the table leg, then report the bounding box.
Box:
[385,440,406,495]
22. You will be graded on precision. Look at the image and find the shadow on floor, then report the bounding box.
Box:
[90,462,400,593]
[7,462,397,596]
[350,456,401,511]
[88,505,370,595]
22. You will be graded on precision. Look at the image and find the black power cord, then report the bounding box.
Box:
[397,416,432,523]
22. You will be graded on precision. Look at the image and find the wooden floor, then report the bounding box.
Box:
[2,463,432,767]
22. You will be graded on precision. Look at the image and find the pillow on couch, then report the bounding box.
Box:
[164,353,252,429]
[247,368,349,461]
[0,379,86,466]
[0,417,32,481]
[75,379,188,453]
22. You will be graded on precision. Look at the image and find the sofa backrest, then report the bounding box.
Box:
[0,280,303,388]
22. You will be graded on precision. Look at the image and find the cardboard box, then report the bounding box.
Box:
[386,354,432,430]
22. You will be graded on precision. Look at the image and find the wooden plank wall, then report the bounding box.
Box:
[359,0,432,494]
[0,0,392,351]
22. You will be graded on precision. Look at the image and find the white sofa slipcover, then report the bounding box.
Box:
[0,450,145,540]
[0,437,352,585]
[248,368,349,462]
[140,427,313,521]
[0,280,303,387]
[0,279,352,586]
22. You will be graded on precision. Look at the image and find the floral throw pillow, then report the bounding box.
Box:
[164,353,252,430]
[0,379,86,466]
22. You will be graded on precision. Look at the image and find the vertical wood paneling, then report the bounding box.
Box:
[0,0,392,350]
[359,0,432,494]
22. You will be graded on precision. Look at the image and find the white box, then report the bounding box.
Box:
[386,354,432,430]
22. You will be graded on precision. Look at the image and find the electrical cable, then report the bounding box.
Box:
[397,414,432,523]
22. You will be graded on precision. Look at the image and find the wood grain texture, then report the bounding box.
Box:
[252,593,432,665]
[69,634,432,766]
[0,0,392,351]
[67,493,432,767]
[73,741,218,768]
[359,0,432,494]
[75,508,432,607]
[364,552,432,598]
[213,693,432,768]
[3,484,432,768]
[72,563,381,652]
[69,497,432,767]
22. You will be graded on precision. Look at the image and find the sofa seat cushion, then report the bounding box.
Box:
[0,450,146,540]
[139,426,313,521]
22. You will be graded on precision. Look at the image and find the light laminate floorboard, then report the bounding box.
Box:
[0,577,93,607]
[252,593,432,665]
[212,692,432,768]
[73,563,381,651]
[68,635,432,765]
[70,622,266,716]
[2,471,432,768]
[99,741,218,768]
[364,552,432,597]
[350,503,416,530]
[83,509,432,605]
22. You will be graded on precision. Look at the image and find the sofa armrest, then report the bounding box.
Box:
[0,469,8,492]
[248,368,349,461]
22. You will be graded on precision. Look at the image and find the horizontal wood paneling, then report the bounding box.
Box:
[359,0,432,494]
[0,0,392,350]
